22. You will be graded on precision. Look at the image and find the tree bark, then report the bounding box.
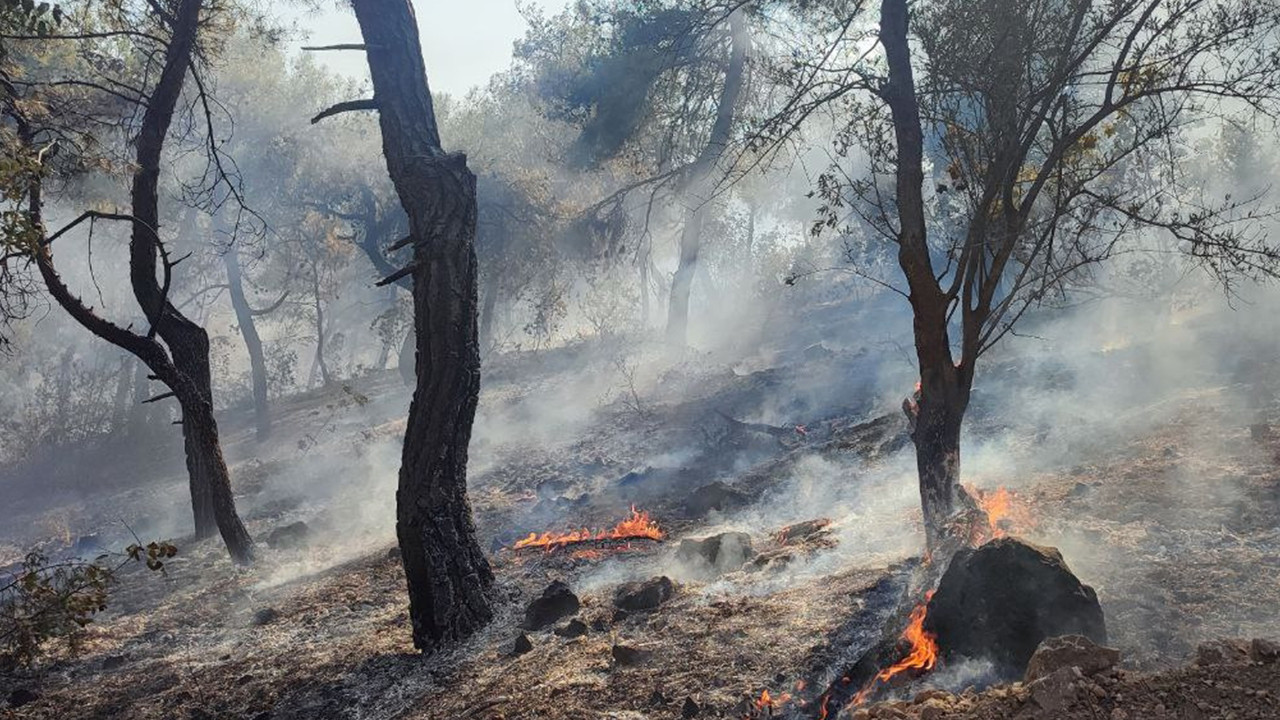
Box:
[879,0,975,553]
[665,8,749,347]
[223,245,271,440]
[121,0,252,561]
[350,0,494,651]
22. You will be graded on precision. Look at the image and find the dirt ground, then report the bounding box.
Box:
[3,318,1280,720]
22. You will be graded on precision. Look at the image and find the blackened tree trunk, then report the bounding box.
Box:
[665,8,749,347]
[127,357,152,437]
[223,244,271,439]
[879,0,976,553]
[348,0,494,650]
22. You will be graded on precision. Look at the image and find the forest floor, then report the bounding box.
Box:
[2,302,1280,720]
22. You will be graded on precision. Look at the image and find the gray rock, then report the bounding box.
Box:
[614,576,675,612]
[554,619,588,638]
[1196,638,1251,666]
[252,607,279,626]
[676,532,754,576]
[1025,635,1121,682]
[513,633,533,655]
[522,580,580,630]
[612,643,652,666]
[265,521,311,550]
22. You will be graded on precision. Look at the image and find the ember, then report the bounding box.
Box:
[512,506,664,551]
[851,591,939,706]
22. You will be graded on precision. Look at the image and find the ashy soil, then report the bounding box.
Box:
[2,304,1279,720]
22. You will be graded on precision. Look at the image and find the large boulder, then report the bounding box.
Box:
[522,580,580,630]
[675,532,754,576]
[924,538,1106,679]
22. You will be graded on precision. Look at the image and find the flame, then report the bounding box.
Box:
[851,591,939,706]
[751,689,792,717]
[512,506,663,551]
[966,485,1034,544]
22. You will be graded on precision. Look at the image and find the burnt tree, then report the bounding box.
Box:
[762,0,1280,552]
[666,7,749,347]
[3,0,254,562]
[222,241,284,440]
[331,0,495,650]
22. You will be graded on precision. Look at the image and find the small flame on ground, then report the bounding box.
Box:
[851,590,939,707]
[512,506,663,551]
[966,484,1034,544]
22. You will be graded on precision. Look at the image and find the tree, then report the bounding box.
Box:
[667,6,749,347]
[769,0,1280,551]
[317,0,494,650]
[1,0,255,562]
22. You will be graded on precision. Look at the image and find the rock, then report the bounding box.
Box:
[1025,635,1121,682]
[386,547,400,560]
[522,580,580,630]
[252,607,279,626]
[1028,666,1080,714]
[1068,482,1092,498]
[918,700,948,720]
[675,532,754,576]
[102,653,128,670]
[265,521,311,550]
[1196,639,1251,666]
[513,633,533,655]
[8,688,39,708]
[924,538,1107,680]
[681,696,700,718]
[555,619,588,638]
[1250,638,1280,663]
[615,576,676,612]
[612,643,652,666]
[684,481,748,517]
[648,689,668,706]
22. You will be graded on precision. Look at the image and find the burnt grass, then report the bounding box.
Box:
[3,328,1280,719]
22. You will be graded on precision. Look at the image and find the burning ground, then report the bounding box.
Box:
[3,301,1280,719]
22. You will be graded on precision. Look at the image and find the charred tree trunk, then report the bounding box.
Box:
[665,9,748,347]
[223,245,271,440]
[349,0,494,650]
[879,0,976,553]
[122,0,252,561]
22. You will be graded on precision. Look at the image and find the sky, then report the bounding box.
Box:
[285,1,571,98]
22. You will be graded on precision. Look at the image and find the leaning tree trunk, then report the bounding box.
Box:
[124,0,253,561]
[665,8,749,347]
[350,0,494,651]
[223,245,271,440]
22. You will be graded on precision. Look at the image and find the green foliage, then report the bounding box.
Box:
[0,0,63,38]
[0,540,175,667]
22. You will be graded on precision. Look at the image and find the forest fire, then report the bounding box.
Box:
[850,591,939,707]
[966,485,1034,543]
[512,506,664,551]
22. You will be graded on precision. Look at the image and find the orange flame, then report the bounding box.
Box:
[512,506,664,551]
[966,484,1034,544]
[851,591,939,706]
